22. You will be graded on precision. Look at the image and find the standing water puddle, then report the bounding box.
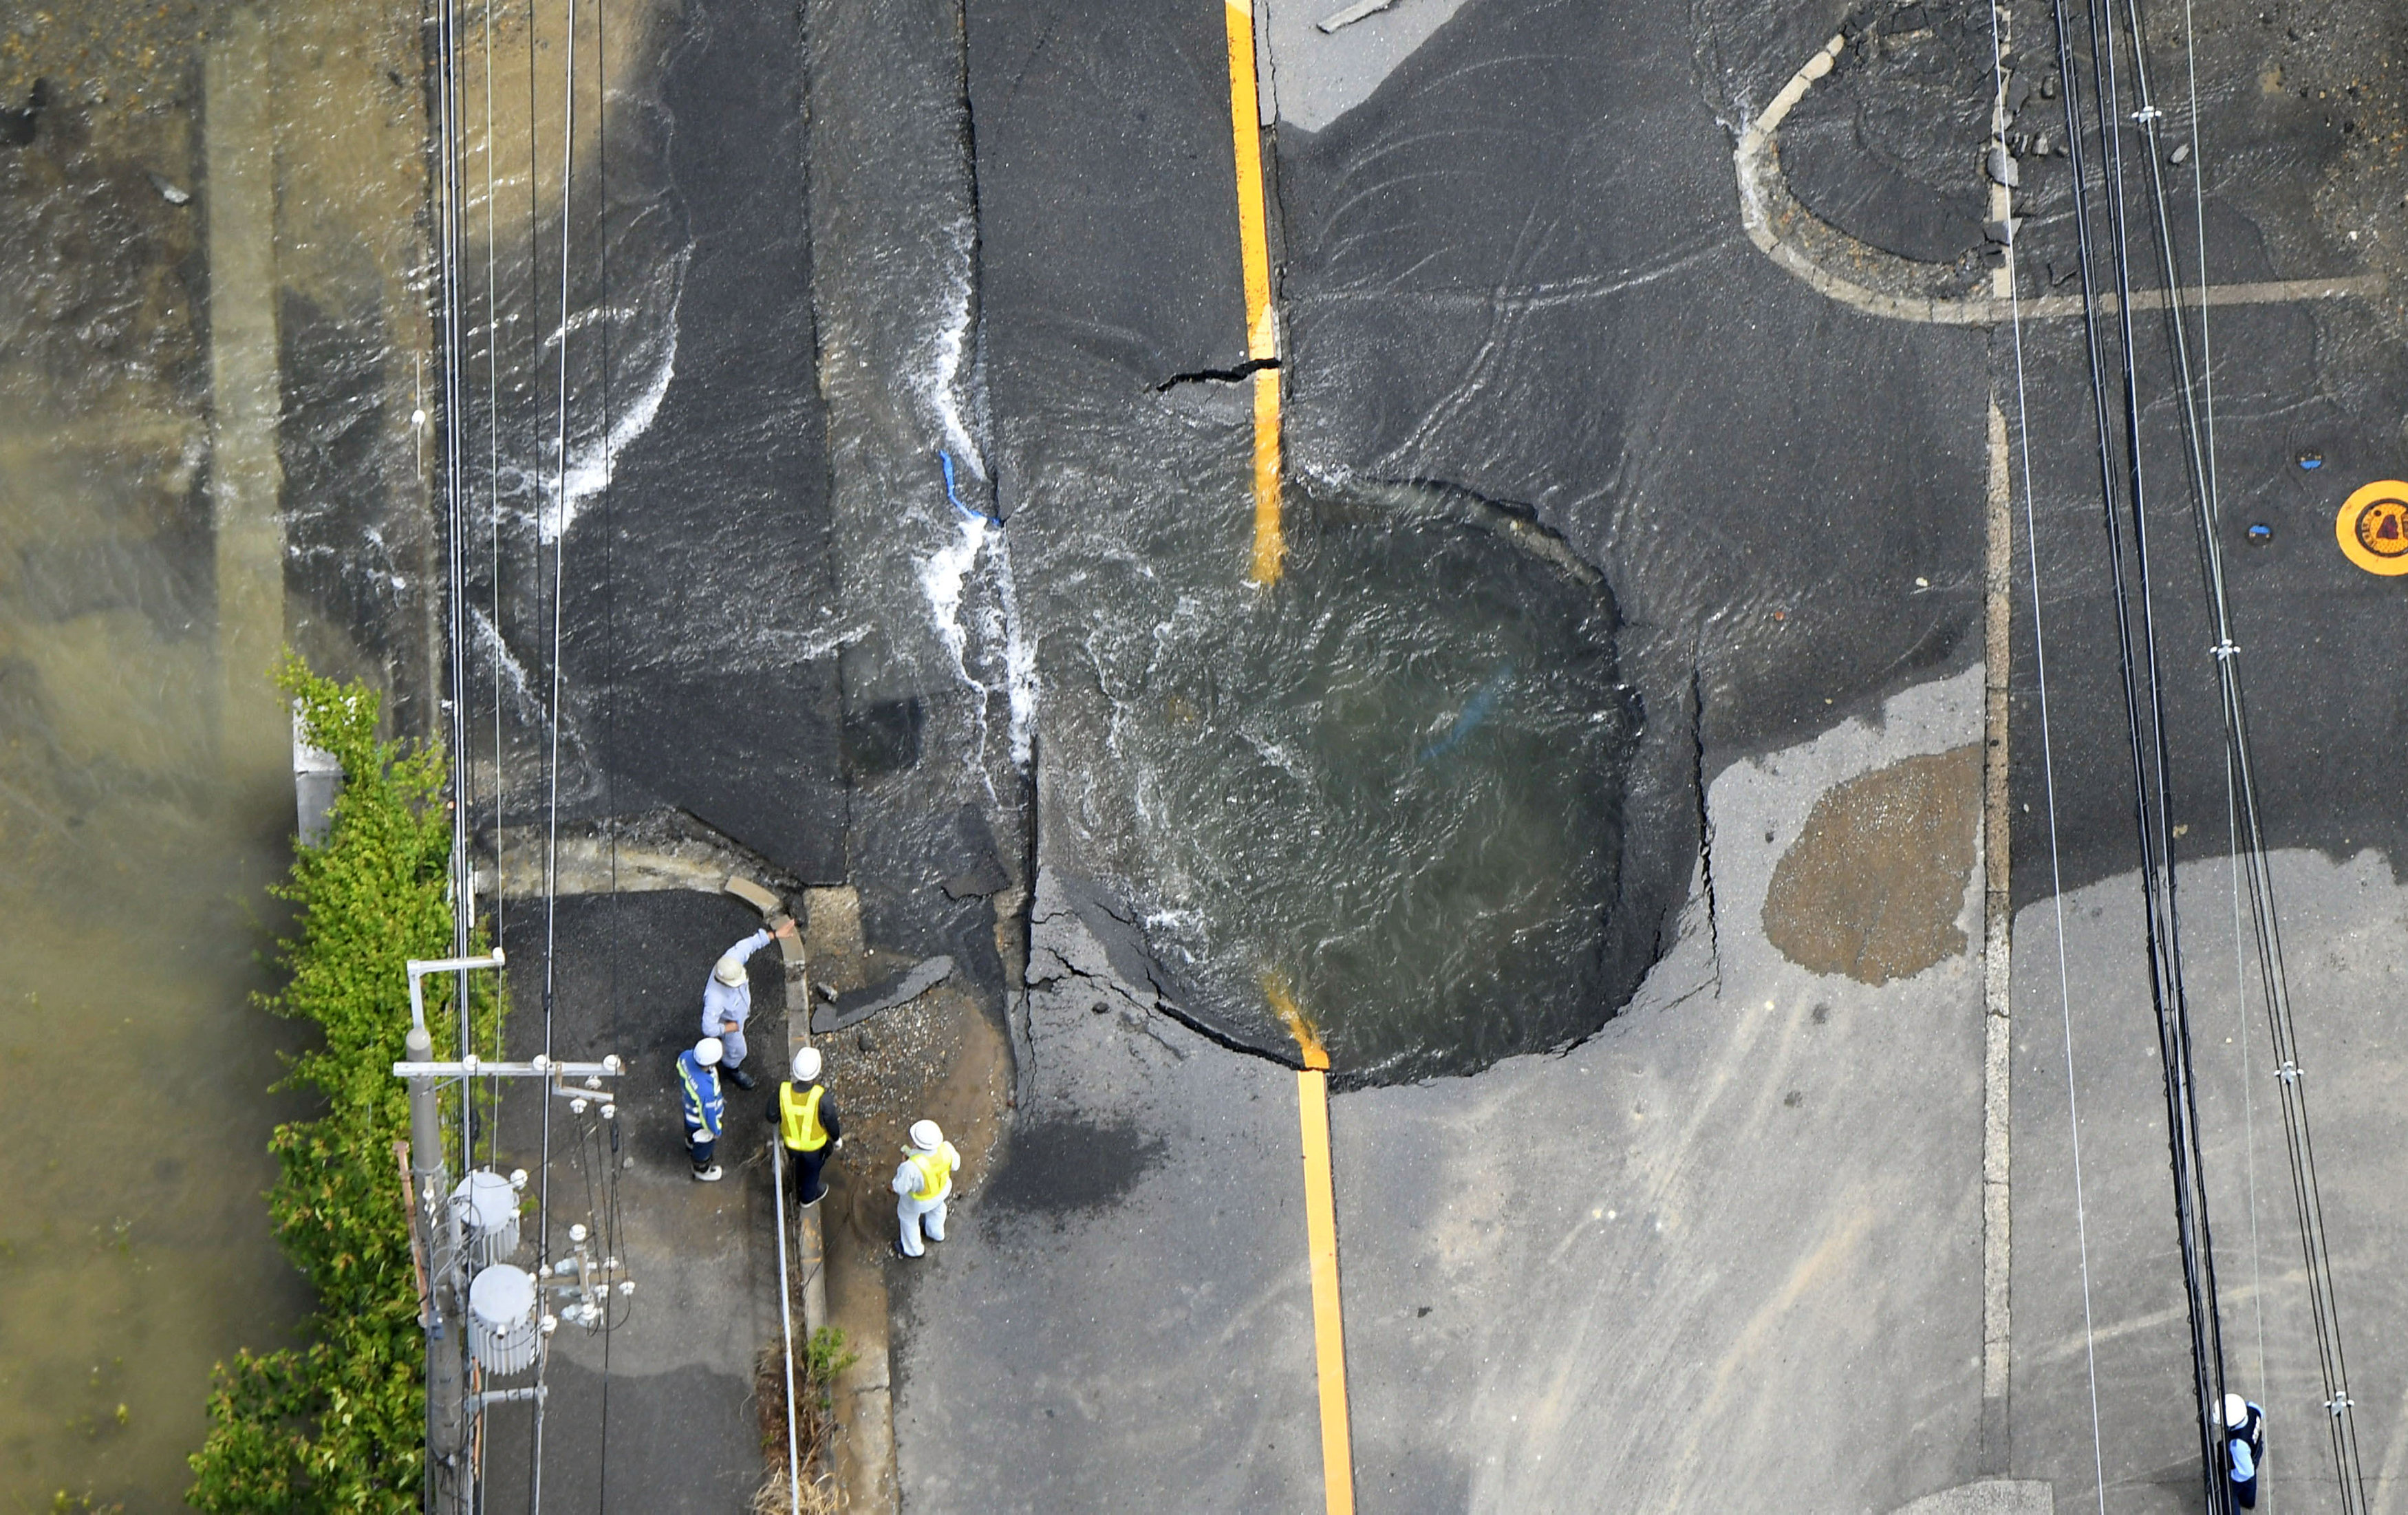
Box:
[1062,484,1644,1082]
[0,140,308,1512]
[0,0,438,1501]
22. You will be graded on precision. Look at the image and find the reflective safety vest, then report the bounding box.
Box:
[779,1082,830,1152]
[906,1143,957,1203]
[676,1050,723,1137]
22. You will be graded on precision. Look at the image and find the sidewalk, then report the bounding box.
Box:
[482,890,786,1512]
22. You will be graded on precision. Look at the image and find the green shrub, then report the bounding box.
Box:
[187,658,502,1513]
[802,1326,858,1387]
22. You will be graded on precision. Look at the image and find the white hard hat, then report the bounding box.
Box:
[791,1047,822,1082]
[2222,1393,2249,1428]
[695,1037,724,1066]
[713,955,746,986]
[909,1119,943,1152]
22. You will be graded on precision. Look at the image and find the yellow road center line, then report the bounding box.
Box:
[1296,1068,1355,1515]
[1265,971,1326,1070]
[1265,973,1353,1513]
[1224,0,1284,584]
[1251,366,1286,584]
[1223,1,1275,348]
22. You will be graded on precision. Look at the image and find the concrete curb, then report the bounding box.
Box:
[724,873,831,1339]
[1731,33,2380,324]
[1981,398,2014,1474]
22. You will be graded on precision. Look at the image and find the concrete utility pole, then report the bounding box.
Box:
[405,958,491,1515]
[398,949,627,1514]
[409,1020,471,1512]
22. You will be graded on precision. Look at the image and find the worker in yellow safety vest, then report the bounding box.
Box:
[764,1046,842,1207]
[890,1119,961,1260]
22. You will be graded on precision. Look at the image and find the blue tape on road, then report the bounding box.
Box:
[941,451,1001,526]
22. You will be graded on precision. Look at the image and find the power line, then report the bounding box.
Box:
[484,0,507,1196]
[435,0,475,1183]
[2047,0,2230,1503]
[531,0,578,1493]
[424,0,639,1507]
[431,0,482,1501]
[592,0,621,1496]
[2171,10,2277,1452]
[2107,0,2373,1501]
[1985,0,2111,1504]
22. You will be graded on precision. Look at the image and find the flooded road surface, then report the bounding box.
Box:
[0,76,306,1512]
[0,671,307,1505]
[0,1,431,1503]
[449,0,1692,1096]
[1053,483,1639,1079]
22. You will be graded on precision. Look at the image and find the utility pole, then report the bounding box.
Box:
[397,950,629,1515]
[405,956,490,1515]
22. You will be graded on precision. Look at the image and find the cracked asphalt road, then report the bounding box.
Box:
[23,0,2402,1502]
[890,0,2408,1509]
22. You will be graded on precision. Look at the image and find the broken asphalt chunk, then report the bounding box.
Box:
[813,956,956,1034]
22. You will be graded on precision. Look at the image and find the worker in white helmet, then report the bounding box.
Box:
[766,1046,843,1207]
[890,1119,961,1260]
[677,1037,727,1182]
[2219,1392,2266,1509]
[700,916,797,1090]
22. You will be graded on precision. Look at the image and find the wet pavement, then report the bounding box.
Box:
[12,0,2408,1506]
[480,890,781,1515]
[906,0,2408,1507]
[0,0,427,1503]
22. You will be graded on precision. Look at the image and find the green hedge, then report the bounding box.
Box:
[188,658,502,1512]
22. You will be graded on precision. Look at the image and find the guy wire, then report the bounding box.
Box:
[1988,0,2111,1502]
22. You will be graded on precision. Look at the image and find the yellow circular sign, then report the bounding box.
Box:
[2337,480,2408,575]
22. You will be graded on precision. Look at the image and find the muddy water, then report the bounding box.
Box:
[783,0,1660,1084]
[0,668,307,1508]
[0,1,433,1504]
[0,61,304,1515]
[1040,481,1640,1082]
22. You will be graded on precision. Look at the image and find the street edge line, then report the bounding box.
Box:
[1981,395,2014,1473]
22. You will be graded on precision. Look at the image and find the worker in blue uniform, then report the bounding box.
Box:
[678,1036,727,1182]
[2221,1393,2266,1509]
[701,917,796,1090]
